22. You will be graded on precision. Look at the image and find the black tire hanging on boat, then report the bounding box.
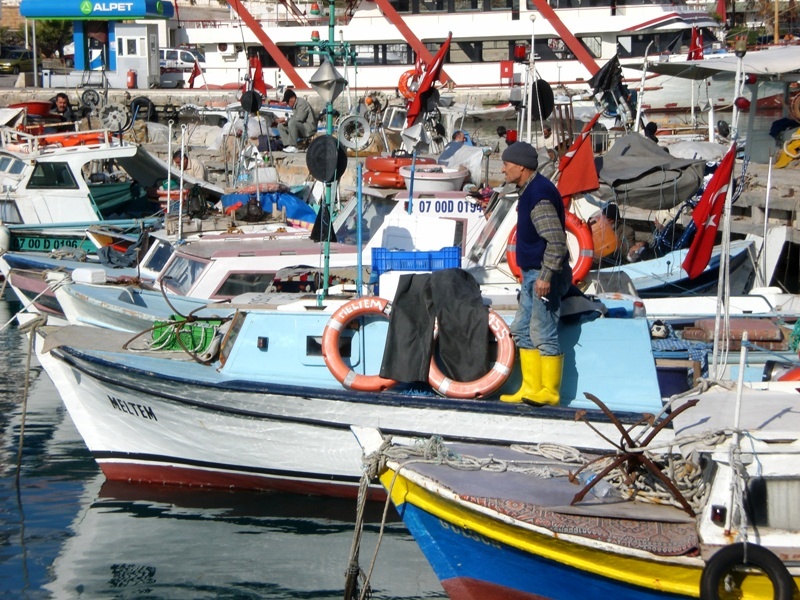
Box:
[700,543,794,600]
[130,96,158,122]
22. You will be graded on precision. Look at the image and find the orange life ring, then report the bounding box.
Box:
[428,310,515,399]
[505,212,594,284]
[42,132,105,147]
[398,69,418,100]
[362,170,405,189]
[322,297,398,392]
[364,156,436,173]
[777,367,800,381]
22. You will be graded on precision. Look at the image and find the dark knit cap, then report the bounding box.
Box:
[501,141,538,171]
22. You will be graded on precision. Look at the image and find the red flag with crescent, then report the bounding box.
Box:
[688,28,704,61]
[682,143,736,279]
[406,33,452,127]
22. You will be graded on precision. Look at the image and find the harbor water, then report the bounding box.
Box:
[0,297,444,599]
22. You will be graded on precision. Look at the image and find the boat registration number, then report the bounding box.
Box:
[11,236,95,252]
[415,199,482,215]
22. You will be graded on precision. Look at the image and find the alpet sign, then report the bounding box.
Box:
[80,0,135,14]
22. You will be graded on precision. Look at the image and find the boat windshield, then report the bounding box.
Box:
[467,193,517,264]
[140,238,175,274]
[159,254,208,295]
[334,195,397,245]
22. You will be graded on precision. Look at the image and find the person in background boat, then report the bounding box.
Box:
[172,149,207,181]
[499,141,571,406]
[276,89,318,153]
[644,122,659,144]
[51,93,76,123]
[48,93,77,133]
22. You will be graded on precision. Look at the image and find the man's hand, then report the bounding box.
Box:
[534,278,551,301]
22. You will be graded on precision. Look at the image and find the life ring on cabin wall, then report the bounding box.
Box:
[322,297,398,392]
[700,543,794,600]
[398,69,418,100]
[427,311,515,399]
[777,366,800,381]
[505,212,594,284]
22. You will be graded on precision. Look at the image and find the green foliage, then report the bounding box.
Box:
[32,20,73,58]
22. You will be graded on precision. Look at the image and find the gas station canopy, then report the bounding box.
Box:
[20,0,174,20]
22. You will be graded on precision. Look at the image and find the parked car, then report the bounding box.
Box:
[0,48,35,74]
[159,48,204,72]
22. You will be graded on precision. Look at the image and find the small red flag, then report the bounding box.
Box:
[687,28,704,61]
[188,60,202,89]
[682,143,737,279]
[250,55,267,96]
[556,112,601,198]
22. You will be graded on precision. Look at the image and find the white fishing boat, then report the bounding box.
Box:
[172,0,722,112]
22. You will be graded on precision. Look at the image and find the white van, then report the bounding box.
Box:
[159,48,205,71]
[159,48,205,88]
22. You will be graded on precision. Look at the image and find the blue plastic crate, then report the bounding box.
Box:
[371,246,461,277]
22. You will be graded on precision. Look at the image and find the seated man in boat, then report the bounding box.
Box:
[48,92,77,133]
[276,89,318,153]
[172,149,207,181]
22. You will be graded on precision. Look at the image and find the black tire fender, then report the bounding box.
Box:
[700,542,795,600]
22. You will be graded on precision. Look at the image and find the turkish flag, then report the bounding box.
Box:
[688,28,704,61]
[250,55,267,96]
[682,143,736,279]
[406,33,452,127]
[188,60,202,89]
[556,112,601,199]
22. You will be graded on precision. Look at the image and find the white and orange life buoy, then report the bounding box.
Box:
[777,367,800,382]
[362,170,405,189]
[428,310,515,399]
[322,297,398,392]
[42,132,106,147]
[505,212,594,284]
[398,69,418,100]
[364,155,436,173]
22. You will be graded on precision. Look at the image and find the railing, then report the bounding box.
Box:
[0,127,116,155]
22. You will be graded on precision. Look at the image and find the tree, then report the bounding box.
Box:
[33,20,72,58]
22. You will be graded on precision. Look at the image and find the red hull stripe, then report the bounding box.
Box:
[443,577,551,600]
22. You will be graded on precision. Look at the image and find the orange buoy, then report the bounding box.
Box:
[364,156,436,173]
[505,212,593,284]
[362,170,405,189]
[398,69,418,100]
[427,310,515,399]
[322,297,398,392]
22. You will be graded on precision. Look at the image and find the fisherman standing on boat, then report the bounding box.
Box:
[500,141,571,406]
[276,89,318,153]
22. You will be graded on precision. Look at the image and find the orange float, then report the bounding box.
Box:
[322,297,398,392]
[362,170,405,189]
[427,310,515,399]
[777,367,800,382]
[397,69,418,100]
[364,156,436,173]
[42,132,106,147]
[505,212,594,284]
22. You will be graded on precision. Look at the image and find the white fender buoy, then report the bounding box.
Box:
[0,225,11,254]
